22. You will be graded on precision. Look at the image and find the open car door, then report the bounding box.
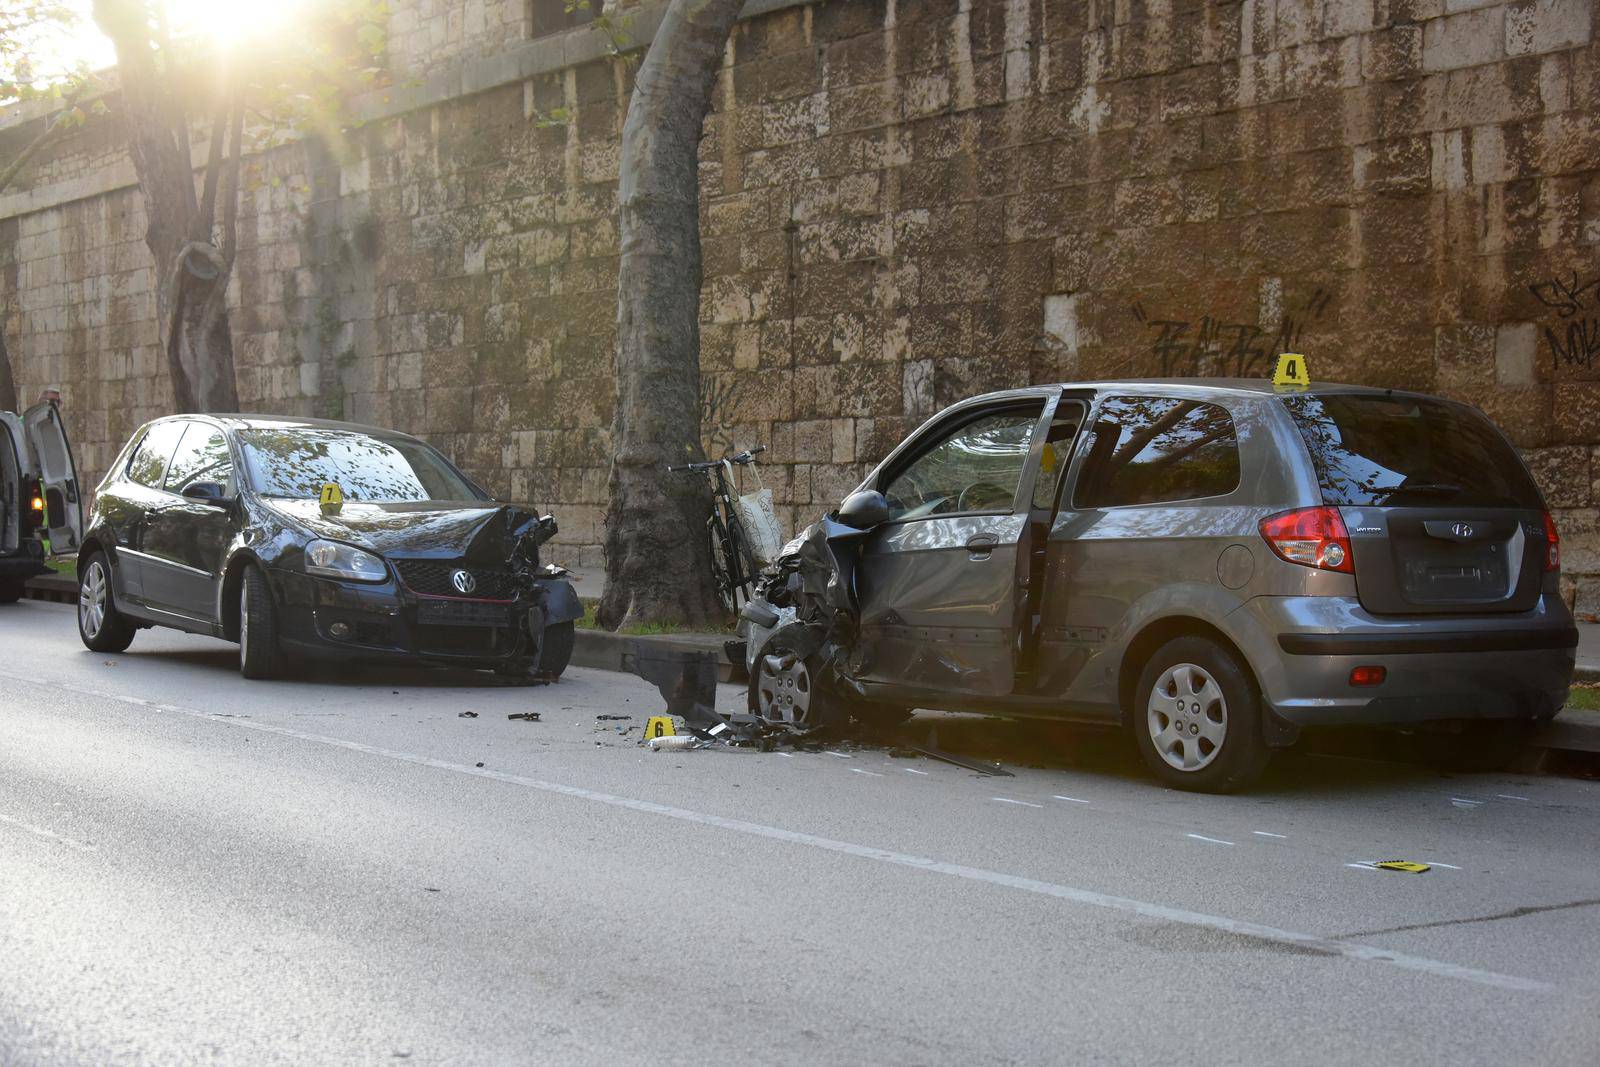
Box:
[23,402,83,554]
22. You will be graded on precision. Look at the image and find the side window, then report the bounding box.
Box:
[882,406,1043,521]
[164,424,235,495]
[1074,396,1241,509]
[125,422,188,489]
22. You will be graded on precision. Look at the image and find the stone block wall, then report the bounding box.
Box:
[2,0,1599,607]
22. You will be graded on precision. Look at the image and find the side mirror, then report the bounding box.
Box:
[182,482,229,507]
[837,489,891,530]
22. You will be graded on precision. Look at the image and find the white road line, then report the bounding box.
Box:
[825,751,852,759]
[0,811,96,852]
[20,672,1554,995]
[1187,834,1235,846]
[1347,862,1379,871]
[774,752,794,758]
[1252,831,1288,839]
[1052,795,1090,804]
[1450,797,1485,807]
[992,797,1044,808]
[903,768,930,776]
[1496,794,1529,801]
[1423,861,1463,870]
[851,768,885,777]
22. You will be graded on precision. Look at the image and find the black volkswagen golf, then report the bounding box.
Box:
[76,414,582,680]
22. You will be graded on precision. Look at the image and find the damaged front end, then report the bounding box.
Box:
[738,491,887,731]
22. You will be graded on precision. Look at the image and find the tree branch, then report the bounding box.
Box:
[195,104,228,240]
[220,100,245,267]
[0,90,85,196]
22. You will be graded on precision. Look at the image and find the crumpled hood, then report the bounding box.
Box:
[262,498,540,562]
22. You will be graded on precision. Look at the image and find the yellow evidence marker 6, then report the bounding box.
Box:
[1271,352,1309,389]
[643,716,676,740]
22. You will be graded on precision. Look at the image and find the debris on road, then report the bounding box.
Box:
[647,734,705,751]
[1374,861,1432,873]
[458,711,478,718]
[508,712,541,722]
[597,714,632,721]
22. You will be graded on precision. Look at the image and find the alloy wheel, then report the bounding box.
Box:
[79,561,107,639]
[1147,662,1227,772]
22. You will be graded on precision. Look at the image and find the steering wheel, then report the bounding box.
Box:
[957,483,1011,512]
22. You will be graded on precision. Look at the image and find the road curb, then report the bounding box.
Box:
[573,627,747,684]
[23,573,75,604]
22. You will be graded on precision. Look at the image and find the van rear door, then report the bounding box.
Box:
[22,402,84,554]
[1282,393,1548,616]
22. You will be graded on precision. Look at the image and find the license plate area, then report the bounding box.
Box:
[415,599,512,627]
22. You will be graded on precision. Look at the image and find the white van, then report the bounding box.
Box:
[0,402,83,602]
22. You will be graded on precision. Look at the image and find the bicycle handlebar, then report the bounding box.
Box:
[667,445,766,473]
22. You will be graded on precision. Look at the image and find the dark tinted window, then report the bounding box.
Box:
[238,428,484,502]
[1283,394,1542,508]
[1074,397,1241,508]
[882,406,1042,520]
[164,424,235,495]
[126,422,187,489]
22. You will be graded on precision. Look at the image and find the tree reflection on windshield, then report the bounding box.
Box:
[238,429,483,502]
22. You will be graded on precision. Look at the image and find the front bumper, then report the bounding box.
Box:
[270,566,580,669]
[1234,595,1576,726]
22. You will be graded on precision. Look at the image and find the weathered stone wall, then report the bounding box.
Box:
[2,0,1599,606]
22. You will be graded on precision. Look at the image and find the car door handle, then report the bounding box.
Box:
[966,534,997,559]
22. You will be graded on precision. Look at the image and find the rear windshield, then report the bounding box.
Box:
[1282,395,1542,508]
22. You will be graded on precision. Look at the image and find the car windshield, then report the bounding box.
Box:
[237,428,484,502]
[1282,394,1542,508]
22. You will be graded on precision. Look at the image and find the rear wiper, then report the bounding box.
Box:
[1381,482,1463,500]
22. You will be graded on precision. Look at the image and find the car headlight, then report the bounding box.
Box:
[304,539,387,582]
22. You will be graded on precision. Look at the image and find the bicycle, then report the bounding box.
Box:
[668,445,766,613]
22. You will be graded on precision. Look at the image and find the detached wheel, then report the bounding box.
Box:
[239,565,283,680]
[78,553,135,653]
[538,620,575,678]
[0,577,24,604]
[1133,636,1270,793]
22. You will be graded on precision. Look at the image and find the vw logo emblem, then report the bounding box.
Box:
[450,569,476,595]
[1451,522,1474,539]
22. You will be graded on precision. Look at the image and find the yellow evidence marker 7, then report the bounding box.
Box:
[1271,352,1309,389]
[318,482,345,512]
[643,716,676,740]
[1374,861,1431,873]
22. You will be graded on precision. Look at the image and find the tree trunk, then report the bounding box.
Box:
[93,0,241,414]
[0,327,16,413]
[598,0,743,631]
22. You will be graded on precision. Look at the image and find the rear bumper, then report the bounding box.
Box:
[1233,596,1576,727]
[0,540,48,580]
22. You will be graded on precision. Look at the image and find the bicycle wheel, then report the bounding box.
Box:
[707,517,736,615]
[722,510,760,606]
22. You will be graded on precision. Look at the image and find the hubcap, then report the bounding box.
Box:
[79,561,107,638]
[756,652,812,726]
[239,581,251,661]
[1147,662,1227,772]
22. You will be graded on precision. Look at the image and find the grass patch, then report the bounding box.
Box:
[47,557,76,578]
[1566,684,1600,712]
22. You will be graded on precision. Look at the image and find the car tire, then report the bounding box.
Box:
[77,553,136,653]
[1132,635,1271,794]
[748,626,845,732]
[0,577,24,604]
[538,620,575,678]
[239,564,283,680]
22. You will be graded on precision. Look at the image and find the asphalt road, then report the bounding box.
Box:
[2,598,1598,1066]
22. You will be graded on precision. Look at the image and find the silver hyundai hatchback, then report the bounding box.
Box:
[740,380,1576,793]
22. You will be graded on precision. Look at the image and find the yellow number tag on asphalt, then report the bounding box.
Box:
[1374,861,1431,873]
[318,482,344,510]
[1272,352,1309,388]
[643,716,676,739]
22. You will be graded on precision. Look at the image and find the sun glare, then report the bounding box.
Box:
[163,0,309,47]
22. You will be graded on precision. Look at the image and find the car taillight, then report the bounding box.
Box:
[1259,506,1354,573]
[1543,511,1560,572]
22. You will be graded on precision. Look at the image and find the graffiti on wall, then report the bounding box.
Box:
[1131,289,1332,378]
[1529,272,1600,370]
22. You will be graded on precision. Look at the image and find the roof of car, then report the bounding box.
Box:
[158,414,423,439]
[963,378,1440,403]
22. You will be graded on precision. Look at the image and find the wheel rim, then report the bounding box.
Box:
[79,561,107,638]
[239,580,251,662]
[1147,662,1227,772]
[756,652,812,726]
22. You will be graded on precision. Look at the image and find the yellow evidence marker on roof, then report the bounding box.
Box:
[318,482,345,513]
[1272,352,1309,389]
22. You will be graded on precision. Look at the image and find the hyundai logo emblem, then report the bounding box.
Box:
[450,569,476,595]
[1451,522,1474,539]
